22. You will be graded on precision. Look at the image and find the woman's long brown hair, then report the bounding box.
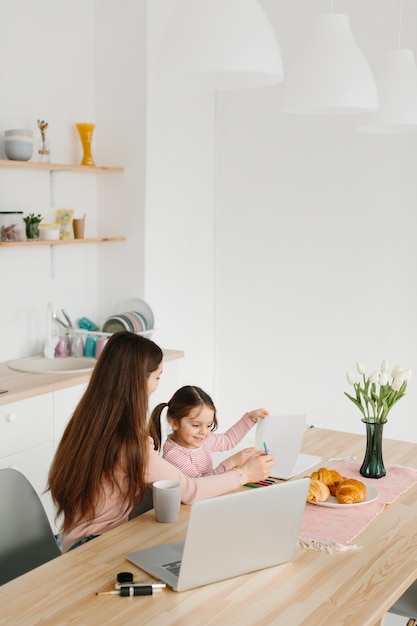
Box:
[48,331,163,533]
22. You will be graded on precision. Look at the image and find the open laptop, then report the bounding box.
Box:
[256,414,321,480]
[126,478,309,592]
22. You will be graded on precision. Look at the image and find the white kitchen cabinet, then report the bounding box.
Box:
[0,387,87,534]
[0,394,55,528]
[0,394,53,458]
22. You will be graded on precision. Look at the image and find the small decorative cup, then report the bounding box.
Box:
[152,480,181,523]
[73,217,85,239]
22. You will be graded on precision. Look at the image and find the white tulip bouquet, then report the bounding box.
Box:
[345,360,411,423]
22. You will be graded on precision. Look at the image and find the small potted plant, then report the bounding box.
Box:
[23,213,44,240]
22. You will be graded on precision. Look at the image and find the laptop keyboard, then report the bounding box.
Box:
[162,560,182,576]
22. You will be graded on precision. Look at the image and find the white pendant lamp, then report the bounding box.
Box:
[156,0,284,91]
[357,50,417,133]
[357,0,417,133]
[281,13,378,114]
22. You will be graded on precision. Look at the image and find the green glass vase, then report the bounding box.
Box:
[25,222,40,240]
[360,419,387,479]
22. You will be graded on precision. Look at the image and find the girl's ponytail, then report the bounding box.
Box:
[148,402,168,451]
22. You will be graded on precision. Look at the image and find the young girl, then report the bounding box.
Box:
[48,332,273,552]
[148,385,269,477]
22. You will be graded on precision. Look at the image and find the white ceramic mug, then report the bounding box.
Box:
[152,480,181,523]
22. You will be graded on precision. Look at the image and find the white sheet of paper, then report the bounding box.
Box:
[256,414,321,480]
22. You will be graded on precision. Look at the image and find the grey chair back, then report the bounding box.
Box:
[129,486,154,520]
[0,468,61,585]
[388,582,417,622]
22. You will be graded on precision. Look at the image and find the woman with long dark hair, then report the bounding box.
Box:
[48,332,273,552]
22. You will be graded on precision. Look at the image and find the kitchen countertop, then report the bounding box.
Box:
[0,349,184,405]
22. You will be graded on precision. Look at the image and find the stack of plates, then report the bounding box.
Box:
[102,299,154,334]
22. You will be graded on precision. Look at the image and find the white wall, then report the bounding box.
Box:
[214,0,417,442]
[1,0,417,448]
[0,0,100,361]
[145,0,216,394]
[95,0,147,318]
[147,0,417,442]
[0,0,145,361]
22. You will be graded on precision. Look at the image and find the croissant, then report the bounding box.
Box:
[307,479,330,503]
[335,479,367,504]
[310,467,344,496]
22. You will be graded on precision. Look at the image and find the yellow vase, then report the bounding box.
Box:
[76,123,96,166]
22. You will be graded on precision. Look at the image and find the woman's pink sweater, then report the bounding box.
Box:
[62,437,242,552]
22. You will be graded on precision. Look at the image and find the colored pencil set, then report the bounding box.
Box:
[244,479,276,488]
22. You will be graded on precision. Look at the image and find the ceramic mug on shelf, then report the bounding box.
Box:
[73,216,85,239]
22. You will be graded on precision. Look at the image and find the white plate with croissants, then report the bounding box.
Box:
[306,467,379,507]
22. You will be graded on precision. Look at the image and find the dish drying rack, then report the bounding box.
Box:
[51,301,155,339]
[70,328,155,338]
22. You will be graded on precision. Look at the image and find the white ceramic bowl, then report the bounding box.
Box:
[39,225,60,241]
[4,139,33,161]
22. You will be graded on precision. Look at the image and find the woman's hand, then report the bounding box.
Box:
[246,408,269,424]
[237,450,274,484]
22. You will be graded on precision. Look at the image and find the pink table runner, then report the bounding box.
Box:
[298,460,417,552]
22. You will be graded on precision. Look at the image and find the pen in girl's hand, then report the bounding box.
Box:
[263,441,269,455]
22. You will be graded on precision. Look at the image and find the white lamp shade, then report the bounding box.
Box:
[281,14,378,114]
[357,49,417,133]
[157,0,284,90]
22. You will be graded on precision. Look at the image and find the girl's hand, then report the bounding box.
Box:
[247,408,269,424]
[238,451,274,484]
[225,447,257,469]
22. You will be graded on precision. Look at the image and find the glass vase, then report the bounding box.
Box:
[76,123,96,166]
[38,138,50,163]
[360,419,387,479]
[25,222,40,240]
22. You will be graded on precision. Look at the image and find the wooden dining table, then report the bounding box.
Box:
[1,427,417,626]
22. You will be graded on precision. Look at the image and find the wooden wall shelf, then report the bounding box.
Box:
[0,159,125,269]
[0,237,125,248]
[0,159,123,172]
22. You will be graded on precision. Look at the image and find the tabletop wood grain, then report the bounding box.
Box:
[1,427,416,626]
